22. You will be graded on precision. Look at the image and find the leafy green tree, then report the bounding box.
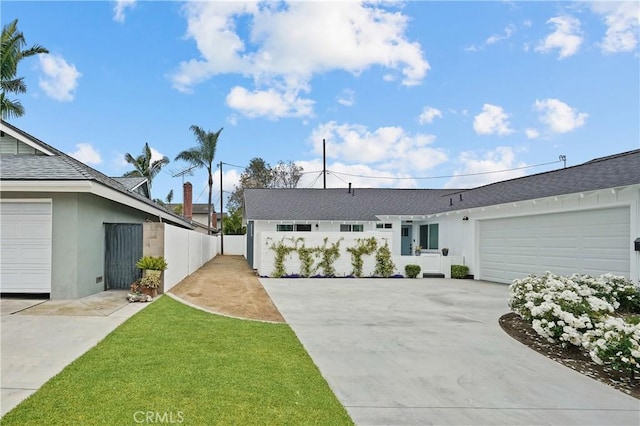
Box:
[123,142,169,191]
[227,157,303,211]
[1,19,49,119]
[272,160,303,188]
[175,125,222,235]
[223,207,245,235]
[153,189,174,207]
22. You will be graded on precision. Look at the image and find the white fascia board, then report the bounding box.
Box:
[90,183,192,226]
[1,180,192,228]
[0,181,93,192]
[0,123,56,156]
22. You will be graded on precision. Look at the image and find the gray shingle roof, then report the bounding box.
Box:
[112,177,147,191]
[244,188,458,221]
[165,203,217,214]
[0,120,191,228]
[443,149,640,212]
[244,149,640,220]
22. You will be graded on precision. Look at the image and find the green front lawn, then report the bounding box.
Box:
[2,296,353,425]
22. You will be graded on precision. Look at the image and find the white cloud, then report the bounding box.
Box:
[590,2,640,54]
[535,15,583,59]
[466,24,516,51]
[473,104,514,136]
[225,86,314,119]
[486,24,515,45]
[445,147,527,189]
[172,1,429,111]
[309,121,447,172]
[534,98,588,133]
[38,54,81,102]
[418,106,443,124]
[336,89,355,107]
[113,0,136,24]
[69,143,101,165]
[149,147,168,164]
[296,159,420,189]
[525,128,540,139]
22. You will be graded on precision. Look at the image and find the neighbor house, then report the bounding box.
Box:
[0,120,194,299]
[244,150,640,283]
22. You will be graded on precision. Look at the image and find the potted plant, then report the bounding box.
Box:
[136,255,168,278]
[415,245,422,256]
[138,274,161,298]
[441,248,449,256]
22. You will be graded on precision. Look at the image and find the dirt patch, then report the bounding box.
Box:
[169,255,285,323]
[499,312,639,399]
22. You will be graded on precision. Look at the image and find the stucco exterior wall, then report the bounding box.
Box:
[1,192,156,298]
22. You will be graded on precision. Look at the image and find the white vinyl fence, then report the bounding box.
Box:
[255,231,464,278]
[162,224,217,291]
[219,234,245,256]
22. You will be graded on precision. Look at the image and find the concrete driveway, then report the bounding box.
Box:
[1,291,150,416]
[261,278,640,425]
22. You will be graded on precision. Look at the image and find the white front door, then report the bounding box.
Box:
[0,200,52,293]
[478,207,630,284]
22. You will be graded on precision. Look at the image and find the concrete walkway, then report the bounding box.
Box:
[261,278,640,425]
[1,291,150,416]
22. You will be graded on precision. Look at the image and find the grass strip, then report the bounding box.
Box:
[2,296,353,425]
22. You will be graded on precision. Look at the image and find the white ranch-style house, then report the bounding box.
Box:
[243,149,640,284]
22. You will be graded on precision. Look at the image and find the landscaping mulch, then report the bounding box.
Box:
[499,312,639,399]
[169,255,285,323]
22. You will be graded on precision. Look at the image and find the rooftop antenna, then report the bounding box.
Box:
[559,155,566,168]
[323,138,327,189]
[171,165,196,184]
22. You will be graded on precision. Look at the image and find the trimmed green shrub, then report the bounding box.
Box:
[451,264,468,279]
[405,264,421,278]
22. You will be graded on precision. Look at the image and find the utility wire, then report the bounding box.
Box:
[328,159,563,181]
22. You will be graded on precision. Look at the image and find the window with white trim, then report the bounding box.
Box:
[295,224,312,232]
[276,224,293,232]
[376,223,393,229]
[340,224,364,232]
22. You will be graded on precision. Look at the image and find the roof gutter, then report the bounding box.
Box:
[1,180,193,228]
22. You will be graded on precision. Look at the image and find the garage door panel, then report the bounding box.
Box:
[479,207,630,284]
[0,201,52,293]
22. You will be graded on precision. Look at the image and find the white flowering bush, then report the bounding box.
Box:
[509,272,640,378]
[582,316,640,378]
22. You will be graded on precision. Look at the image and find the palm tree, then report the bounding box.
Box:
[175,125,222,234]
[123,142,169,191]
[1,19,49,119]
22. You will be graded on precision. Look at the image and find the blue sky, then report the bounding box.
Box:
[3,1,639,210]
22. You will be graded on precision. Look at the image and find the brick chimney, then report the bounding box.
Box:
[211,209,217,230]
[183,182,193,221]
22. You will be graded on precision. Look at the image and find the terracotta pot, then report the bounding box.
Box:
[141,286,158,298]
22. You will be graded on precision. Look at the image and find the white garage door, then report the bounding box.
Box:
[0,201,52,293]
[478,207,630,284]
